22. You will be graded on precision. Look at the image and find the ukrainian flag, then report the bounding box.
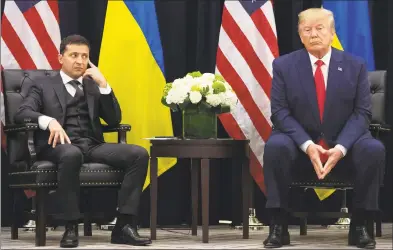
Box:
[314,0,375,201]
[98,0,176,190]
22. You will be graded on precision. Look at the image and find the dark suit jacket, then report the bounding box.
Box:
[14,72,122,153]
[270,48,372,150]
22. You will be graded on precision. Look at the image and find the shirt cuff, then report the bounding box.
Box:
[99,82,112,95]
[334,144,347,157]
[300,140,314,153]
[38,115,55,130]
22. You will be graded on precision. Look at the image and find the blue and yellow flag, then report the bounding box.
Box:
[314,0,375,201]
[324,0,375,70]
[98,0,176,190]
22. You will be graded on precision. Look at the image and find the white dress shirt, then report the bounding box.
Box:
[299,49,347,157]
[38,70,112,130]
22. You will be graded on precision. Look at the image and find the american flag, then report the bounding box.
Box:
[216,0,278,193]
[1,0,62,197]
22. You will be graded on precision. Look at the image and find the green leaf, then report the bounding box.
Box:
[161,97,179,112]
[178,97,191,110]
[214,74,225,82]
[200,86,210,96]
[187,71,202,77]
[212,80,226,94]
[162,82,173,98]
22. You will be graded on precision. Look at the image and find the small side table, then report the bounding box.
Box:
[149,138,251,243]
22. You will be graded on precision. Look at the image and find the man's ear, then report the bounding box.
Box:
[58,54,63,65]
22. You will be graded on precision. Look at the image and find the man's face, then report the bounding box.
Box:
[58,44,89,79]
[299,17,334,56]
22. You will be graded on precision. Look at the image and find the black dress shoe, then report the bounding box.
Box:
[348,226,376,249]
[111,224,152,246]
[263,224,290,248]
[60,224,79,248]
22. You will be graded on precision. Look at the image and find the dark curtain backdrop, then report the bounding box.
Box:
[1,0,392,227]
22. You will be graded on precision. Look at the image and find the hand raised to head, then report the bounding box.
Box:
[83,59,107,88]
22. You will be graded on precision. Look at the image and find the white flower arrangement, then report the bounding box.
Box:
[162,71,238,113]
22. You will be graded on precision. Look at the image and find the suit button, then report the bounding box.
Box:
[320,132,324,137]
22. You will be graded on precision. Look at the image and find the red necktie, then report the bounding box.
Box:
[314,60,329,163]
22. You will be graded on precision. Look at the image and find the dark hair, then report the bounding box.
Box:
[59,34,90,54]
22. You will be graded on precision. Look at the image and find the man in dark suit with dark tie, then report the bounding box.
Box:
[14,34,152,248]
[262,8,384,249]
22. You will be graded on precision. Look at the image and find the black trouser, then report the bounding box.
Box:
[38,138,149,220]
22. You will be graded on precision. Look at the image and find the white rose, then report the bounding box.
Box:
[172,78,189,89]
[201,73,215,81]
[226,91,238,109]
[189,91,202,104]
[166,87,188,104]
[206,94,221,107]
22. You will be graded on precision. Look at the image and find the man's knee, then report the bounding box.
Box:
[368,139,385,162]
[354,138,385,164]
[59,145,83,164]
[264,133,297,162]
[125,145,149,164]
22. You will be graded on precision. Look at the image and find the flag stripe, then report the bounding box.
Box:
[251,9,279,58]
[216,0,278,193]
[218,27,272,126]
[216,47,271,142]
[261,0,277,38]
[35,1,61,51]
[225,2,275,77]
[1,37,21,69]
[249,151,265,193]
[4,1,50,69]
[218,113,246,140]
[46,0,59,23]
[222,5,272,98]
[216,91,267,167]
[1,16,36,69]
[23,6,60,69]
[218,112,266,193]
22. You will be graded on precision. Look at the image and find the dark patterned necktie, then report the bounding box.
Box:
[68,80,84,97]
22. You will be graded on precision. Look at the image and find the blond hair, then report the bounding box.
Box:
[298,8,335,32]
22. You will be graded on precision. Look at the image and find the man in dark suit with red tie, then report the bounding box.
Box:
[262,8,385,249]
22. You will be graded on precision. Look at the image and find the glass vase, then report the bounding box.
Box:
[182,109,217,139]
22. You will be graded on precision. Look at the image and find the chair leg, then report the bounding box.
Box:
[376,212,382,237]
[11,189,18,240]
[84,217,92,236]
[300,217,307,235]
[35,189,48,247]
[83,190,92,236]
[348,221,355,245]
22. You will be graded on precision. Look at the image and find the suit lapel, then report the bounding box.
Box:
[82,78,96,121]
[296,49,320,124]
[51,73,67,114]
[323,48,343,124]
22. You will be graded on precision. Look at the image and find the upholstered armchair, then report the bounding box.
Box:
[2,69,131,246]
